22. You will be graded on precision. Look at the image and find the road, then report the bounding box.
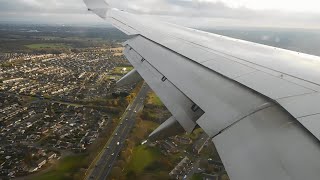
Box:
[85,83,150,180]
[185,158,201,180]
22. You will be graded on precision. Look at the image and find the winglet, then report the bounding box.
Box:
[83,0,110,19]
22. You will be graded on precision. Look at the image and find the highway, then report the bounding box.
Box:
[85,83,150,180]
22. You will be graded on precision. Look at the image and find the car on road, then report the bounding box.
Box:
[117,142,120,145]
[134,110,137,113]
[111,153,114,156]
[115,133,118,136]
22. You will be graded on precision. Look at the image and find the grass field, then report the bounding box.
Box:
[32,154,87,180]
[140,120,159,131]
[132,120,159,139]
[127,145,161,173]
[187,128,204,140]
[25,43,70,49]
[126,120,160,173]
[111,66,134,75]
[105,75,121,81]
[147,92,163,106]
[191,173,204,180]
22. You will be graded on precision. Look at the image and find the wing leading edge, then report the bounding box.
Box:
[84,1,320,179]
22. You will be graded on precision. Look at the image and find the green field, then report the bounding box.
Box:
[191,173,204,180]
[25,43,70,49]
[112,66,134,75]
[32,154,87,180]
[127,145,161,173]
[147,92,163,106]
[140,120,159,132]
[187,128,204,140]
[105,75,121,81]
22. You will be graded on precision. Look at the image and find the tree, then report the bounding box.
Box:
[126,170,137,179]
[110,166,123,179]
[115,160,126,169]
[119,97,127,107]
[144,160,163,171]
[120,149,132,163]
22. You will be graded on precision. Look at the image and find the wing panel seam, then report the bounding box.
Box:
[213,102,274,138]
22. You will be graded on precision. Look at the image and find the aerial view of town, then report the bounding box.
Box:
[2,21,320,180]
[0,24,229,180]
[0,0,319,179]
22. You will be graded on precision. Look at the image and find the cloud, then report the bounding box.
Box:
[0,0,86,14]
[106,0,320,29]
[0,0,319,29]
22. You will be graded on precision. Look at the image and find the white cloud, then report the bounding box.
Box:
[0,0,319,29]
[202,0,320,13]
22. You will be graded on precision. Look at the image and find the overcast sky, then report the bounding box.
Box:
[0,0,320,29]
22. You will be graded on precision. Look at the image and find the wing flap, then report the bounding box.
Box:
[213,105,320,180]
[116,69,142,87]
[298,114,320,140]
[148,116,185,140]
[278,92,320,117]
[124,44,204,133]
[125,35,269,137]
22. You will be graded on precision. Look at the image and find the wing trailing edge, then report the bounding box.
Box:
[83,1,320,179]
[123,41,204,134]
[84,0,109,19]
[148,116,185,140]
[116,69,142,87]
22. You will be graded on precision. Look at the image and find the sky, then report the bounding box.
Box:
[0,0,320,29]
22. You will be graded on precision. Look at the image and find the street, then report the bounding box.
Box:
[85,83,150,180]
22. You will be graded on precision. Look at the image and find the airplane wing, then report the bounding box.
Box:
[84,0,320,179]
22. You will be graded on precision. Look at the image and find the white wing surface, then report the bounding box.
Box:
[84,1,320,179]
